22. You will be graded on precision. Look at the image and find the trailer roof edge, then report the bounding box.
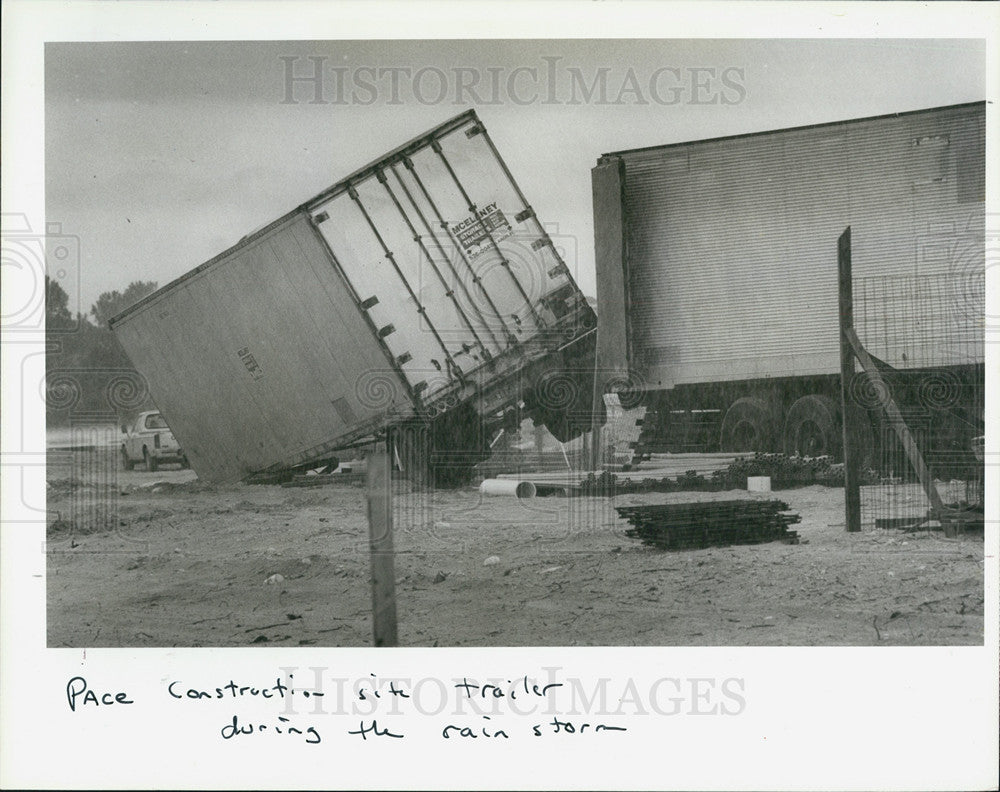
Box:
[596,101,986,164]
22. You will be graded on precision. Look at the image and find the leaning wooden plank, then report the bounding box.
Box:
[844,326,945,517]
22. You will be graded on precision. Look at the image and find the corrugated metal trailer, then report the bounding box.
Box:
[593,102,985,460]
[111,111,597,483]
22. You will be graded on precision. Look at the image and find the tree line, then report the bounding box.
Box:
[46,277,159,425]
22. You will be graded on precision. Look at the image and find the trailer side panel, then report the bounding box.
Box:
[609,103,985,389]
[112,213,413,482]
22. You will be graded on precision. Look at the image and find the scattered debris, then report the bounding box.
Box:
[570,454,880,497]
[432,572,447,584]
[483,556,501,567]
[264,573,284,585]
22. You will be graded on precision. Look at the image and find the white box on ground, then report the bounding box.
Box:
[747,476,771,492]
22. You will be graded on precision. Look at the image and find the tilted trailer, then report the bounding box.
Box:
[111,111,598,485]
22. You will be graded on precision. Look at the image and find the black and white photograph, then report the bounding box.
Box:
[40,38,989,649]
[2,2,997,790]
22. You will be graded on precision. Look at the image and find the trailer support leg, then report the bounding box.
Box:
[366,447,398,647]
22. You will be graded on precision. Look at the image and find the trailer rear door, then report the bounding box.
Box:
[309,114,578,400]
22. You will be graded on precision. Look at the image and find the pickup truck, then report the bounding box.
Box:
[120,410,188,471]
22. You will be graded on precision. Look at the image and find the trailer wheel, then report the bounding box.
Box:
[719,397,779,453]
[782,395,839,458]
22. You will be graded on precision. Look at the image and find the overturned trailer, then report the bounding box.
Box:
[111,111,598,484]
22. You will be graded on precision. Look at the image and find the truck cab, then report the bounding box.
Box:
[120,410,188,471]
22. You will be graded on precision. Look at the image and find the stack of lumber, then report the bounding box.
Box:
[617,499,801,551]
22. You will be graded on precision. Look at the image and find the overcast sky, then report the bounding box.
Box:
[45,38,985,311]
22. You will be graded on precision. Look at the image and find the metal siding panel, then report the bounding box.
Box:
[113,214,411,482]
[155,280,254,475]
[618,104,985,386]
[183,247,296,471]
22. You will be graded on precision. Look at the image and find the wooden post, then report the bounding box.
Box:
[366,448,398,646]
[838,227,862,533]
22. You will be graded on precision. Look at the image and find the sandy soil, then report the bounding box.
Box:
[46,449,985,648]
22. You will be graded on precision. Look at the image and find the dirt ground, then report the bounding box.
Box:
[46,449,985,648]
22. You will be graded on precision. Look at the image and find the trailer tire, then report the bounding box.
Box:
[720,397,779,453]
[782,395,840,459]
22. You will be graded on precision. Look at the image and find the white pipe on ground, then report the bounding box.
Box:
[479,479,537,498]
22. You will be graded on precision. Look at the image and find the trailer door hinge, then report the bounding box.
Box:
[360,296,379,310]
[378,324,396,338]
